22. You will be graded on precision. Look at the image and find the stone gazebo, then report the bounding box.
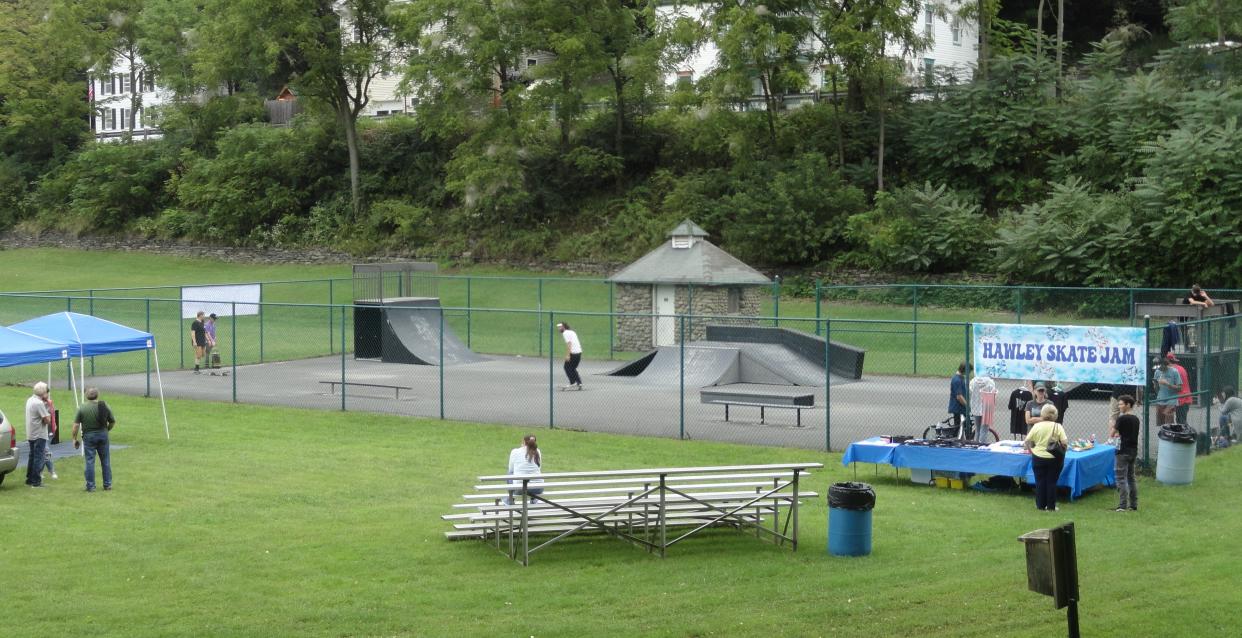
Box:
[609,220,771,351]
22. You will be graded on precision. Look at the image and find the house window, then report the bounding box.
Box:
[952,17,961,45]
[120,73,131,93]
[103,109,116,130]
[923,58,935,86]
[727,288,741,314]
[820,64,839,89]
[140,70,155,92]
[120,108,130,129]
[526,58,538,67]
[676,70,693,86]
[924,5,934,40]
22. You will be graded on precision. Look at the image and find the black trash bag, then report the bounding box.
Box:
[828,482,876,511]
[1159,423,1197,444]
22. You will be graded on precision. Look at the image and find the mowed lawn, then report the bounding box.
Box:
[2,387,1238,637]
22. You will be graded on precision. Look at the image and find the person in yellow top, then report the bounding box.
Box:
[1024,404,1069,511]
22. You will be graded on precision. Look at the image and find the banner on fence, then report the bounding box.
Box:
[180,284,261,318]
[973,323,1147,385]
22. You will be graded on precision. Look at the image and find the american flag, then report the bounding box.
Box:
[88,79,94,102]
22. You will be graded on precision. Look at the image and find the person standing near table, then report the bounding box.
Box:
[1108,384,1141,429]
[1153,357,1181,425]
[24,382,51,488]
[557,322,583,391]
[72,387,116,492]
[189,311,207,374]
[1165,353,1193,424]
[1024,404,1068,511]
[948,362,969,433]
[1109,395,1140,512]
[1024,383,1051,428]
[1008,384,1033,439]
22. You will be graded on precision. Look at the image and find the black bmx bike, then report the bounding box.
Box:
[922,416,1000,443]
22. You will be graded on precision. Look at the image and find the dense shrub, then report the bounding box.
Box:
[170,121,344,244]
[26,141,178,233]
[844,183,991,274]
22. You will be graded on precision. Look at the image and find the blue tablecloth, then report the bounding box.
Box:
[842,437,1116,499]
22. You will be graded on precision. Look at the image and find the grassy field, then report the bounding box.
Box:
[0,248,1147,381]
[2,386,1238,637]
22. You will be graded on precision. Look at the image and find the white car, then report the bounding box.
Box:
[0,413,17,487]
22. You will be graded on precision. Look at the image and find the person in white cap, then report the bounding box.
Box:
[557,322,583,391]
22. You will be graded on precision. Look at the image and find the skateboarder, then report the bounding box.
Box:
[557,322,583,390]
[190,311,207,374]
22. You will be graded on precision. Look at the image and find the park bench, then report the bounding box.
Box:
[699,387,816,427]
[318,379,413,399]
[443,463,822,565]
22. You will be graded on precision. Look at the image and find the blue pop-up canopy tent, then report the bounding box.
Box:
[0,326,70,368]
[8,312,169,439]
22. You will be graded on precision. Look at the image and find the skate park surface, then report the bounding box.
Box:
[90,353,1133,451]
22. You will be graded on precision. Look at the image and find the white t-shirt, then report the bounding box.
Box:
[25,395,50,441]
[562,329,582,355]
[969,376,997,415]
[507,447,543,483]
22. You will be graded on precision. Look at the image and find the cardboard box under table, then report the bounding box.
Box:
[841,437,1116,500]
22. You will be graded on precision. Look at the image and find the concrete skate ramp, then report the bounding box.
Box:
[705,325,865,381]
[603,341,849,387]
[381,302,485,366]
[609,345,741,387]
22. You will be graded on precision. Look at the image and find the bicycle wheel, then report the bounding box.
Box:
[922,426,939,440]
[984,427,1000,443]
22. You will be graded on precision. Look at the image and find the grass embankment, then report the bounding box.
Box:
[3,387,1237,637]
[0,248,1137,381]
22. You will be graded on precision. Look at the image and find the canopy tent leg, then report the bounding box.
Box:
[153,346,170,440]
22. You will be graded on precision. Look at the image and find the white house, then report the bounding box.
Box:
[89,55,173,142]
[660,2,979,97]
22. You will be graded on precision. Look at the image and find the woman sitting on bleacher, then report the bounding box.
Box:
[506,435,544,505]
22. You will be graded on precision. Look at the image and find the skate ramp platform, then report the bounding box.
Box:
[605,345,742,387]
[705,325,864,381]
[355,297,485,366]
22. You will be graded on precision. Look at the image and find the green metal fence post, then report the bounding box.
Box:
[679,315,686,440]
[259,287,265,363]
[687,284,694,344]
[1128,288,1135,326]
[1143,315,1152,469]
[1204,320,1213,456]
[548,311,555,429]
[772,277,781,327]
[814,280,822,336]
[825,318,832,451]
[608,281,614,359]
[341,306,347,412]
[444,301,449,419]
[179,300,184,369]
[537,279,544,357]
[466,277,473,349]
[329,280,335,354]
[231,303,237,403]
[912,286,920,375]
[145,298,151,398]
[1016,288,1024,324]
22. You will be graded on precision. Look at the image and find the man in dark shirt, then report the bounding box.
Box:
[1109,395,1140,512]
[948,363,969,433]
[190,311,206,374]
[72,387,116,492]
[1108,384,1141,429]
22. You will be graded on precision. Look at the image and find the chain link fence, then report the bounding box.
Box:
[2,285,1239,457]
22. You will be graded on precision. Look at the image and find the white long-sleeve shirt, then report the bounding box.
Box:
[507,446,543,483]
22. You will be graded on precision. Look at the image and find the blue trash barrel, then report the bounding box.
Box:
[828,482,876,557]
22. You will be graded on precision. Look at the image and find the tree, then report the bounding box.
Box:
[705,0,813,145]
[195,0,402,219]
